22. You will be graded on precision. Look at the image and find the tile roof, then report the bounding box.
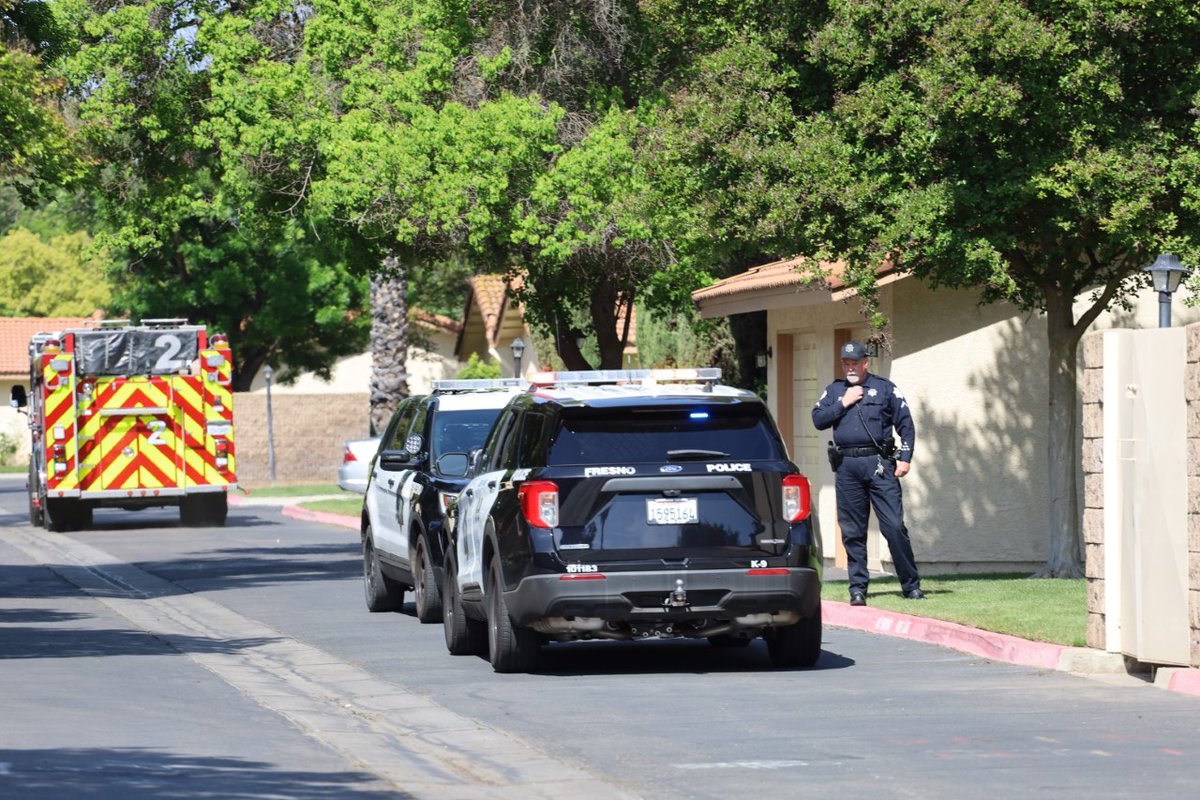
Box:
[411,308,462,334]
[0,316,99,377]
[691,256,900,313]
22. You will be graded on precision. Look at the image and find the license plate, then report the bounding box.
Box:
[646,497,698,525]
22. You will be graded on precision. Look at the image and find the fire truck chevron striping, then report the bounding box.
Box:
[15,319,236,531]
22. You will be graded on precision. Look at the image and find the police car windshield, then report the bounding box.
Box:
[431,408,502,463]
[546,405,784,466]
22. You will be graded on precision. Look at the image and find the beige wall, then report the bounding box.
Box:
[769,277,1200,575]
[235,392,369,486]
[0,379,30,465]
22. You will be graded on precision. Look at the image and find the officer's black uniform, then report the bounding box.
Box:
[811,360,921,598]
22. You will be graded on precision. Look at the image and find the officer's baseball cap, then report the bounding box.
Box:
[841,340,869,360]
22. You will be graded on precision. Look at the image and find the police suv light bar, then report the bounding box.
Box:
[527,368,722,387]
[432,378,526,393]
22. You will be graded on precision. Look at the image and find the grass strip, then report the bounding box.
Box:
[298,498,362,517]
[822,572,1087,647]
[243,483,344,497]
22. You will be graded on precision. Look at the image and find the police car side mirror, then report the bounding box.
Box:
[436,452,469,477]
[10,385,27,409]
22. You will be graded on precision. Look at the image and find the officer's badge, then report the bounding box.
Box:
[867,388,878,397]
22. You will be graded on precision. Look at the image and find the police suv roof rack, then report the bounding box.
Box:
[528,368,722,391]
[432,378,526,393]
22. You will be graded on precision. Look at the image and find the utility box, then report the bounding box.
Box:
[1102,327,1189,665]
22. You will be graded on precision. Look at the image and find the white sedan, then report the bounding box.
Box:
[337,437,381,493]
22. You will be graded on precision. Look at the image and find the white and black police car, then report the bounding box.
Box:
[443,368,822,672]
[361,379,525,623]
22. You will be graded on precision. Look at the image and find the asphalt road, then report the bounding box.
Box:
[2,474,1198,799]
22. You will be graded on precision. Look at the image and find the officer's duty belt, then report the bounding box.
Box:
[837,445,882,457]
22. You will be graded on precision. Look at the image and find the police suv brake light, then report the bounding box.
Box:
[518,480,559,528]
[782,474,811,522]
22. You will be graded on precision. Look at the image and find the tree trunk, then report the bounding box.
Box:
[590,274,631,370]
[1035,289,1085,578]
[368,258,409,435]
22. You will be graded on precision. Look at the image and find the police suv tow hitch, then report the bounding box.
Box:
[666,579,688,608]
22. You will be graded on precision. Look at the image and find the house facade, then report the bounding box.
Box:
[694,257,1200,575]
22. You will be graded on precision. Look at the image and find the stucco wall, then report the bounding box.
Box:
[768,275,1200,575]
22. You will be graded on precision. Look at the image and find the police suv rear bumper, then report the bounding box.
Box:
[504,567,820,627]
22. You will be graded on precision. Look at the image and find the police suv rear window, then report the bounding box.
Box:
[545,405,784,466]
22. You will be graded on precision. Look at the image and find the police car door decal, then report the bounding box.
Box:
[458,468,505,592]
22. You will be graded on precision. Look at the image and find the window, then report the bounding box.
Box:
[546,404,785,466]
[430,408,505,459]
[383,399,419,451]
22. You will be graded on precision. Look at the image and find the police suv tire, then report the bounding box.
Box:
[412,536,443,623]
[442,557,486,655]
[363,528,404,612]
[766,605,822,668]
[486,558,540,673]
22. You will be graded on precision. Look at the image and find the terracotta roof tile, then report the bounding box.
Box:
[0,316,99,376]
[692,256,898,307]
[411,308,462,334]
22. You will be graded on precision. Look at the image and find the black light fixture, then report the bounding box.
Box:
[510,337,525,378]
[755,346,773,369]
[1143,253,1190,328]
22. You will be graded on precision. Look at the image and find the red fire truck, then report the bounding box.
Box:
[11,319,237,531]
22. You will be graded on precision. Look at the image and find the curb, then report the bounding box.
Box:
[825,600,1200,698]
[255,500,1200,699]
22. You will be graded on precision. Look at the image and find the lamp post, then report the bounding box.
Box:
[264,364,276,483]
[1143,253,1190,328]
[510,337,525,379]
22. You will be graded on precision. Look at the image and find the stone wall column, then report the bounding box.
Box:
[1187,324,1200,668]
[1081,333,1106,650]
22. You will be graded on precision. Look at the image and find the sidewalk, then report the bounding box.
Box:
[259,495,1200,699]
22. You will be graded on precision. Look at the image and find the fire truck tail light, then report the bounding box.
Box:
[216,457,229,468]
[53,425,66,441]
[52,444,66,458]
[54,462,67,474]
[204,354,226,367]
[50,358,70,372]
[782,474,811,522]
[518,480,559,528]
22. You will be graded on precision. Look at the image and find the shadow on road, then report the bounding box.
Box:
[0,627,280,660]
[525,638,856,676]
[0,747,403,799]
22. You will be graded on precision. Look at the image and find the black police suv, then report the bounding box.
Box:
[444,369,822,672]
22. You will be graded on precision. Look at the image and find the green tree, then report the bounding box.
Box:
[1,0,80,201]
[51,0,370,390]
[781,0,1200,576]
[0,226,110,315]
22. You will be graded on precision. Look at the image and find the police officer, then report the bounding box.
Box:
[812,340,924,606]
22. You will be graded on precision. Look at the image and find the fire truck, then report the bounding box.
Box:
[11,319,237,531]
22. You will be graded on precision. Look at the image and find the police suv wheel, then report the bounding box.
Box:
[486,558,540,673]
[363,529,404,612]
[766,605,822,668]
[412,537,442,624]
[442,557,486,655]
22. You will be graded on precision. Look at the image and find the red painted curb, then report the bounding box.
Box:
[1167,669,1200,697]
[824,600,1065,670]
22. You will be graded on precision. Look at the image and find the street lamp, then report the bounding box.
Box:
[264,364,276,483]
[510,337,525,378]
[1143,253,1190,328]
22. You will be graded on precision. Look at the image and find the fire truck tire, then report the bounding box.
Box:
[27,463,44,527]
[45,498,87,532]
[181,495,228,527]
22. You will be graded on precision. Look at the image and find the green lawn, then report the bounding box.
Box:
[243,483,343,497]
[299,497,363,517]
[822,572,1087,646]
